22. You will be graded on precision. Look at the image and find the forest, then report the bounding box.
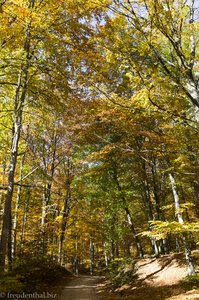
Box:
[0,0,199,299]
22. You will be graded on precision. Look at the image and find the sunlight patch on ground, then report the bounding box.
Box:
[63,285,98,289]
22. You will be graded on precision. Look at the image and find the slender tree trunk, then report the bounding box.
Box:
[192,180,199,217]
[151,161,169,254]
[41,190,47,254]
[169,173,184,224]
[141,161,161,255]
[90,236,94,275]
[184,132,199,218]
[0,72,28,271]
[124,206,144,257]
[111,240,115,260]
[111,165,144,257]
[0,154,7,213]
[115,242,119,257]
[19,189,30,256]
[74,233,79,275]
[41,133,58,254]
[58,158,72,264]
[169,172,195,275]
[103,242,109,266]
[12,154,25,261]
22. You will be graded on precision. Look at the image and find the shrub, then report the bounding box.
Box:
[0,275,24,293]
[10,254,70,292]
[106,258,137,287]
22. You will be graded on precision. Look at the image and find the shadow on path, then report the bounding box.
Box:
[58,275,104,300]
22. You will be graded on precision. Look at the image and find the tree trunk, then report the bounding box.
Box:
[0,71,28,272]
[124,206,144,257]
[169,172,195,275]
[169,173,184,224]
[41,133,58,254]
[12,154,25,261]
[0,9,32,270]
[74,233,79,275]
[141,160,165,255]
[111,240,115,260]
[111,165,144,257]
[0,154,7,214]
[20,190,30,255]
[58,157,72,264]
[103,242,109,266]
[90,236,94,275]
[192,180,199,217]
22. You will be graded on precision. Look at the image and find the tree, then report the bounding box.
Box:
[109,0,199,117]
[0,0,109,271]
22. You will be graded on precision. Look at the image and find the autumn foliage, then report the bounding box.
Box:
[0,0,199,285]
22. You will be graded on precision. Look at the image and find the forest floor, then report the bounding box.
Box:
[97,253,199,300]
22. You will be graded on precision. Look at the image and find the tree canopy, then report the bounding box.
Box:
[0,0,199,280]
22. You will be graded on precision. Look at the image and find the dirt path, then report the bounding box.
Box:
[57,254,199,300]
[59,275,104,300]
[100,253,199,300]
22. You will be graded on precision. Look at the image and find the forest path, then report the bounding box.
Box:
[58,275,104,300]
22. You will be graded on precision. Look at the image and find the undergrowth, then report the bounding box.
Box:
[185,272,199,287]
[105,257,137,287]
[0,254,70,293]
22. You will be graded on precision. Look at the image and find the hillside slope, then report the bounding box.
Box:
[98,253,199,300]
